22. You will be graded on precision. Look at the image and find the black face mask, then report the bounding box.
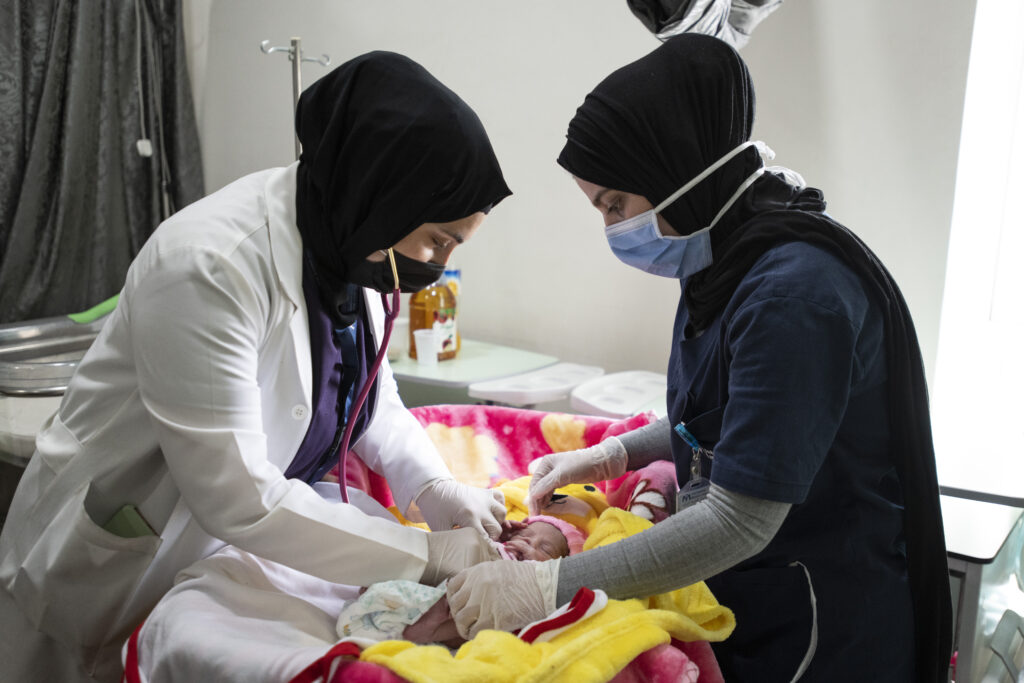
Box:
[346,251,445,294]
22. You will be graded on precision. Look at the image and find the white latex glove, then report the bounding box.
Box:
[446,559,560,639]
[527,437,628,515]
[415,478,506,539]
[420,527,502,586]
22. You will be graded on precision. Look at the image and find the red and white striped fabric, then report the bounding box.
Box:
[518,587,608,644]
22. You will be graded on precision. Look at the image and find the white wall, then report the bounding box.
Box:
[183,0,976,386]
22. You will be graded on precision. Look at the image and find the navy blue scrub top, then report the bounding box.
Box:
[669,242,914,682]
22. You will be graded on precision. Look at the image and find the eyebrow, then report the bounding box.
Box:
[440,227,465,244]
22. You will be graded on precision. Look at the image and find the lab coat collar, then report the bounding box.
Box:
[263,162,304,309]
[263,162,312,407]
[261,164,386,429]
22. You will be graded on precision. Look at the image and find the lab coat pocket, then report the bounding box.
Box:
[3,481,161,650]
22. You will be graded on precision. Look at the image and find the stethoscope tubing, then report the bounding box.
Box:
[337,288,400,503]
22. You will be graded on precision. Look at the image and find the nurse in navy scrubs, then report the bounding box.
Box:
[446,34,952,682]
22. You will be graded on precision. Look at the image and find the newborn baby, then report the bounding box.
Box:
[337,517,584,648]
[494,516,580,561]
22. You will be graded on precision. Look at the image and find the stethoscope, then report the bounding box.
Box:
[337,248,401,503]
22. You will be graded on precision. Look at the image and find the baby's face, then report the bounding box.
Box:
[500,521,569,561]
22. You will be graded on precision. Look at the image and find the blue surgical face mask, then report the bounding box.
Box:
[604,140,774,279]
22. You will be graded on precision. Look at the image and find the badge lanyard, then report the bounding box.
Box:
[673,421,714,511]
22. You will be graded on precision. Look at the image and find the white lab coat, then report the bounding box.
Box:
[0,163,452,682]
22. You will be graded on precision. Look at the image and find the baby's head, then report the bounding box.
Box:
[498,516,586,561]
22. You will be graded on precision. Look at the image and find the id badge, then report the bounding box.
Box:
[676,476,711,511]
[673,420,714,512]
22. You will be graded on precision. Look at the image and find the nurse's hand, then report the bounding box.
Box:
[447,559,559,639]
[420,527,503,586]
[527,438,628,515]
[415,478,506,539]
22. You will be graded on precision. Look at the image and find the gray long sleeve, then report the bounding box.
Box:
[556,483,790,604]
[616,415,673,470]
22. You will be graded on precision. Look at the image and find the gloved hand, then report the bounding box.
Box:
[420,527,503,586]
[527,437,628,515]
[446,559,560,639]
[415,478,506,539]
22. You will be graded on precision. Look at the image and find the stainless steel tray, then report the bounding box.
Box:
[0,297,117,396]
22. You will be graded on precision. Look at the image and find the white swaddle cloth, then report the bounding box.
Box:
[336,539,513,645]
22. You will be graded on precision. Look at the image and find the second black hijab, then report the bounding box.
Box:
[558,34,951,682]
[294,51,511,317]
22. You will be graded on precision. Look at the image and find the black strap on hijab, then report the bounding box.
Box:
[294,51,511,322]
[558,34,951,681]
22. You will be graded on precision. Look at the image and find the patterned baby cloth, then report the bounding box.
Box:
[336,580,447,642]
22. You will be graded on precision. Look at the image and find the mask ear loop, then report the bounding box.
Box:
[654,140,774,210]
[337,248,402,503]
[657,141,775,239]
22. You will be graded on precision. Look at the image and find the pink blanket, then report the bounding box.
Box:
[339,404,657,510]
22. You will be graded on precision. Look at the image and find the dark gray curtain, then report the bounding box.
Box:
[0,0,204,323]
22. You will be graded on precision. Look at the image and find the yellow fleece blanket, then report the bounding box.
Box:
[358,507,735,683]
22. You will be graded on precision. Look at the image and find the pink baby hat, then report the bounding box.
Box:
[524,515,587,555]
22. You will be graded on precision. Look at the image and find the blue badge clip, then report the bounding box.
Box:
[673,422,701,450]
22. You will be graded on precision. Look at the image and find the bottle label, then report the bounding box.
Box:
[433,306,457,355]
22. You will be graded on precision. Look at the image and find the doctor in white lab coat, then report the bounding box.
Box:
[0,51,512,682]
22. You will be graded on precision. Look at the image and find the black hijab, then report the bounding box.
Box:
[557,34,756,247]
[295,51,511,318]
[559,34,951,682]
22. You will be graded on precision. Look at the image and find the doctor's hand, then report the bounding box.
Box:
[415,478,506,539]
[446,559,559,639]
[527,437,628,515]
[420,527,502,586]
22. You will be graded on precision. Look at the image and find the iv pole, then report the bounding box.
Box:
[260,38,331,159]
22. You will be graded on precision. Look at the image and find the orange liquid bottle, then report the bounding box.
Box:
[408,280,458,361]
[440,269,461,355]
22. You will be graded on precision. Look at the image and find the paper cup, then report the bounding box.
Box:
[413,328,439,367]
[387,317,410,361]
